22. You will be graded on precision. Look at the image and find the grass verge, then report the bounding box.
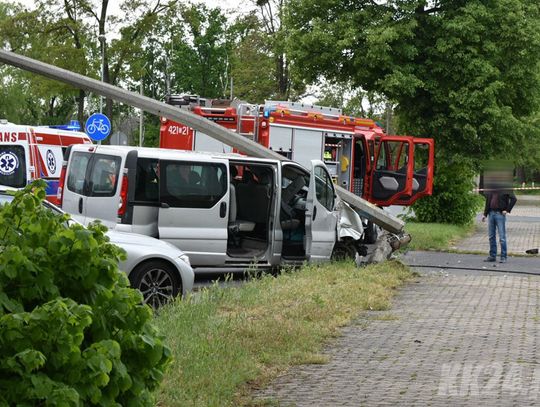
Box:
[154,261,411,406]
[405,222,475,251]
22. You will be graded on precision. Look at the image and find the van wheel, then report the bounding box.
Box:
[129,260,181,309]
[331,239,357,261]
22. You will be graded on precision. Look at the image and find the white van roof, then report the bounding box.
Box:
[72,144,283,165]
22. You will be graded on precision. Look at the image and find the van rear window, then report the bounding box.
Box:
[135,158,159,203]
[88,156,121,197]
[67,152,91,195]
[0,145,26,188]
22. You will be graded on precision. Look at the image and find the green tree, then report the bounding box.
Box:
[287,0,540,223]
[0,1,90,124]
[254,0,306,99]
[140,3,233,99]
[228,12,276,103]
[0,182,170,405]
[0,0,174,132]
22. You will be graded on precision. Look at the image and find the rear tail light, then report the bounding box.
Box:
[118,170,129,216]
[57,162,67,207]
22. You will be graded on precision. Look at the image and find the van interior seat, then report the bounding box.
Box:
[228,182,255,233]
[236,171,272,224]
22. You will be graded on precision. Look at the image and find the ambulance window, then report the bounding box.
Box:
[135,158,159,202]
[0,145,26,188]
[160,160,226,208]
[89,155,121,197]
[67,152,91,195]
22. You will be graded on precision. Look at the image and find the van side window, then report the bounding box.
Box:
[314,166,335,211]
[160,160,226,208]
[89,156,121,197]
[67,152,91,195]
[135,158,159,202]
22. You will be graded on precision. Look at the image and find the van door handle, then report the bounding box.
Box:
[78,197,83,214]
[313,206,317,221]
[220,202,227,218]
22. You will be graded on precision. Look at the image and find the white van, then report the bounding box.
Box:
[60,145,346,271]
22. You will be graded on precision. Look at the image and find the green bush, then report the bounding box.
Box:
[412,158,480,225]
[0,183,171,406]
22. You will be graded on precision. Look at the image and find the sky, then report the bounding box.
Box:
[11,0,255,45]
[15,0,250,14]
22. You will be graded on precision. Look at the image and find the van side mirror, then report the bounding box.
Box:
[160,202,170,209]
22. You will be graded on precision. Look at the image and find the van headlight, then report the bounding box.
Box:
[179,253,190,266]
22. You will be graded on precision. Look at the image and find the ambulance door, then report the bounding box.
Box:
[36,144,63,203]
[305,160,338,262]
[394,138,434,205]
[63,149,93,224]
[158,158,229,266]
[367,136,415,206]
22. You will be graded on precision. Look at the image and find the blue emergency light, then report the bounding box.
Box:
[48,120,81,131]
[263,106,276,118]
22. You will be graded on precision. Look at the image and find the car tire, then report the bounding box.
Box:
[129,260,181,309]
[331,238,357,261]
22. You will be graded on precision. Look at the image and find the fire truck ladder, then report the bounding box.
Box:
[236,103,259,141]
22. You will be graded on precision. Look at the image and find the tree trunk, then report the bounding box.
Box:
[48,97,56,120]
[77,89,85,125]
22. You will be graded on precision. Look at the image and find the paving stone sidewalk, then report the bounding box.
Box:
[254,272,540,406]
[254,196,540,406]
[453,195,540,255]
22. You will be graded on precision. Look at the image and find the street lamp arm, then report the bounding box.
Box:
[0,49,404,234]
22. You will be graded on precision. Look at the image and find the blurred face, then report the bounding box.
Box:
[484,160,513,191]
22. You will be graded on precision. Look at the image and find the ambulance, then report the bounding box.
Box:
[0,119,92,204]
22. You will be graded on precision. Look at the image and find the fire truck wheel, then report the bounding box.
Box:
[331,239,357,261]
[129,260,181,309]
[364,220,380,244]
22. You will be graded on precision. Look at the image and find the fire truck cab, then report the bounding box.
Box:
[159,97,434,209]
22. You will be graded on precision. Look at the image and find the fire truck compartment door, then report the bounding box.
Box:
[158,158,229,266]
[305,160,338,262]
[393,138,434,205]
[370,137,414,206]
[194,131,233,154]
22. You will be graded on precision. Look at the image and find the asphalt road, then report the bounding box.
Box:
[401,250,540,276]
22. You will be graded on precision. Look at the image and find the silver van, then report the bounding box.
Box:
[60,145,342,271]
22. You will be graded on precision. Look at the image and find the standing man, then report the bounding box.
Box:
[482,189,517,263]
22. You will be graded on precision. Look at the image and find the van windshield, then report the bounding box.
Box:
[0,145,26,188]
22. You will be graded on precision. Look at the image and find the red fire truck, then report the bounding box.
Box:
[160,95,434,209]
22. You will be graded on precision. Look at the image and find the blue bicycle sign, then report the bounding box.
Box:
[85,113,111,141]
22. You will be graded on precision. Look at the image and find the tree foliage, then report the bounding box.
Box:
[0,182,170,405]
[287,0,540,156]
[286,0,540,222]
